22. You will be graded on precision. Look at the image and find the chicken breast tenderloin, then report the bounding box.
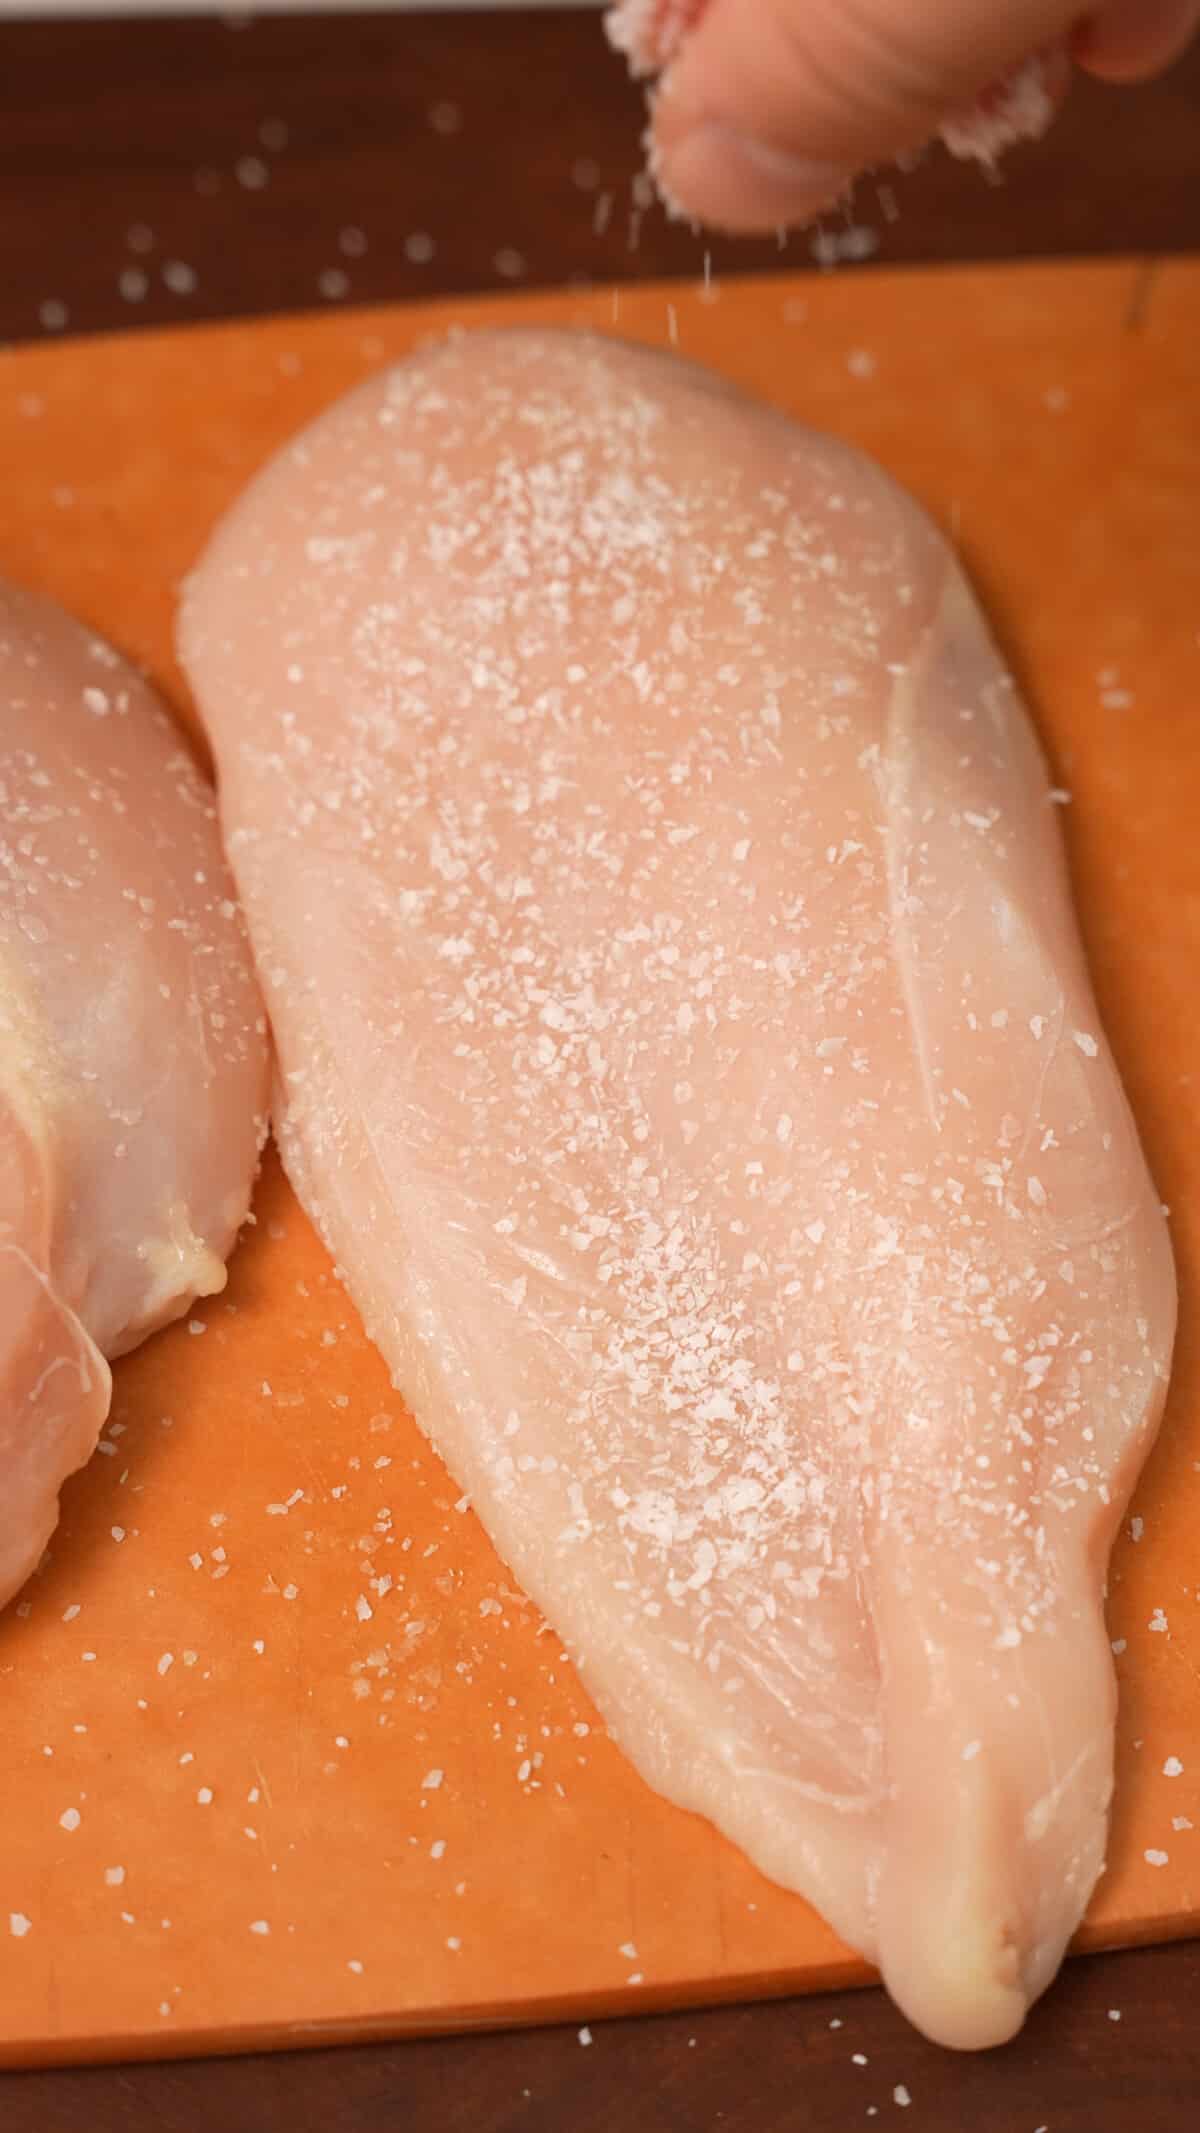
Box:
[0,578,270,1611]
[180,332,1175,2049]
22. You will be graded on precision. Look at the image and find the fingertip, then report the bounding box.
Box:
[1073,0,1200,81]
[651,112,851,233]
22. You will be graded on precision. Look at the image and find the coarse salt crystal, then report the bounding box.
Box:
[578,2025,592,2046]
[59,1808,81,1832]
[422,1768,444,1791]
[9,1913,32,1938]
[1144,1848,1169,1867]
[250,1919,270,1935]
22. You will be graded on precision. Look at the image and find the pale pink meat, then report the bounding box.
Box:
[180,332,1175,2048]
[0,579,270,1610]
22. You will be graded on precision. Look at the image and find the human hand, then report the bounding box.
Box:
[607,0,1200,231]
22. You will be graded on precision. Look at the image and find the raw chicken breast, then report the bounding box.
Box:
[180,332,1175,2049]
[0,578,270,1610]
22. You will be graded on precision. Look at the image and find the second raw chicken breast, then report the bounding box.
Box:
[180,331,1175,2049]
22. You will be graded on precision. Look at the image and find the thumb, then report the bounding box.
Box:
[643,0,1084,231]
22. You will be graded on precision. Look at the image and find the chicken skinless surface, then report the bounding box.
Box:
[179,332,1175,2049]
[0,579,270,1612]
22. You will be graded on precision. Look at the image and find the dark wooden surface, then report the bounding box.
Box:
[2,9,1199,2127]
[1,10,1200,343]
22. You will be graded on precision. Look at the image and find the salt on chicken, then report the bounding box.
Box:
[0,578,270,1611]
[180,331,1175,2049]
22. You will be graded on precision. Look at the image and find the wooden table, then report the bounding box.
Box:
[2,13,1198,2128]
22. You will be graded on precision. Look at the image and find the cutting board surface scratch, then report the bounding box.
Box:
[0,262,1197,2067]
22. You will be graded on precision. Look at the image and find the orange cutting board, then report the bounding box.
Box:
[0,261,1197,2069]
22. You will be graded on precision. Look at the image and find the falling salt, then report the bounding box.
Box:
[318,268,350,301]
[162,261,198,296]
[846,348,877,380]
[236,156,269,190]
[404,233,436,265]
[494,248,526,280]
[810,224,879,266]
[39,299,68,332]
[894,2087,911,2108]
[118,268,149,304]
[578,2026,593,2046]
